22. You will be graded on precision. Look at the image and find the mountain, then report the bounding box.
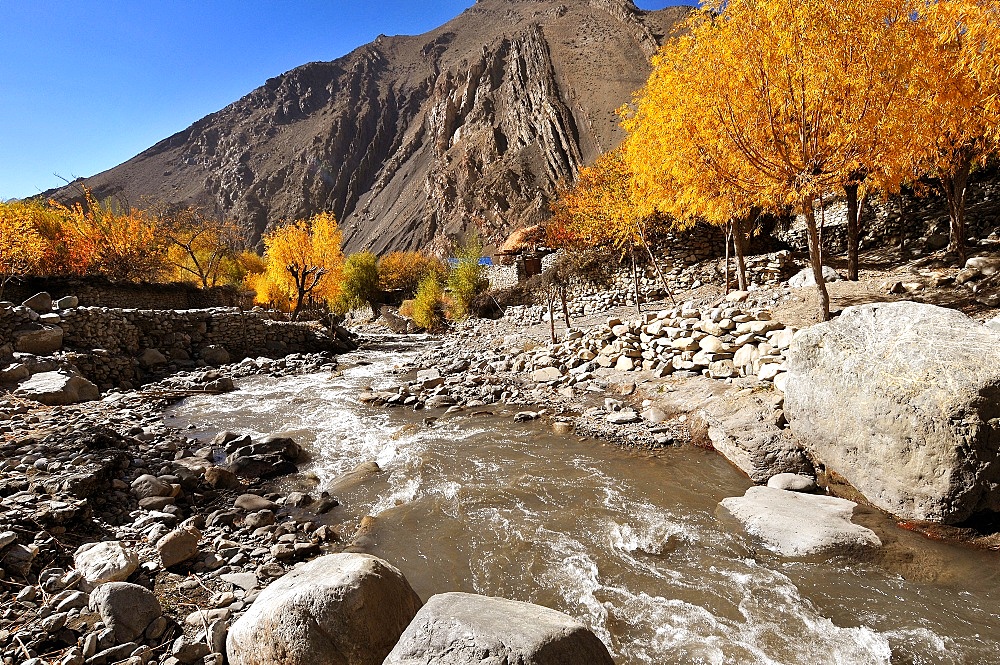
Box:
[52,0,690,253]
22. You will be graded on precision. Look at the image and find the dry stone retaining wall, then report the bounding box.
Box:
[782,177,1000,253]
[3,277,249,311]
[54,307,343,386]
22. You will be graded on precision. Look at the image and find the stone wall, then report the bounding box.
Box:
[782,175,1000,253]
[4,277,250,311]
[2,302,355,390]
[54,307,348,387]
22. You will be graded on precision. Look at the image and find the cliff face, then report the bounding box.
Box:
[54,0,690,253]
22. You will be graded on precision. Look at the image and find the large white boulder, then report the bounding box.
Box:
[74,541,139,584]
[788,266,841,288]
[719,486,881,557]
[227,553,421,665]
[384,592,614,665]
[785,302,1000,523]
[14,370,99,405]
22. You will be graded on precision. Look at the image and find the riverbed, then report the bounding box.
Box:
[165,339,1000,664]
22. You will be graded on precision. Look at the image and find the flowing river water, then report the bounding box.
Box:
[165,338,1000,664]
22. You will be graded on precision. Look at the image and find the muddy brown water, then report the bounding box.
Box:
[165,338,1000,664]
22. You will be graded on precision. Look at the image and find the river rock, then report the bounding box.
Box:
[384,592,614,665]
[54,295,79,309]
[788,266,841,288]
[90,582,162,644]
[139,348,168,368]
[22,292,53,311]
[785,302,1000,523]
[14,325,63,354]
[531,367,563,382]
[14,370,98,405]
[131,474,172,500]
[200,345,231,365]
[205,466,241,489]
[233,494,276,512]
[719,486,881,557]
[767,473,817,492]
[227,553,422,665]
[157,526,201,568]
[74,541,139,584]
[966,256,1000,276]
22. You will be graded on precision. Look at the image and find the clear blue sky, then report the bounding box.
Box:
[0,1,685,200]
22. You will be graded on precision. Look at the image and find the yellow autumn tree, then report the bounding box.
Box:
[378,251,446,296]
[908,0,1000,265]
[625,0,925,320]
[0,199,74,278]
[0,201,45,299]
[258,211,344,319]
[160,207,248,288]
[548,147,673,307]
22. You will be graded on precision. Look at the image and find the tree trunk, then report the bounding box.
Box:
[941,156,973,267]
[547,290,556,344]
[724,222,732,294]
[817,195,825,268]
[637,224,676,305]
[845,182,860,281]
[896,193,908,249]
[733,217,749,291]
[559,286,571,330]
[292,288,305,321]
[631,248,641,315]
[804,198,831,322]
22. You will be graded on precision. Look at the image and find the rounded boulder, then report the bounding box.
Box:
[89,582,162,644]
[227,553,422,665]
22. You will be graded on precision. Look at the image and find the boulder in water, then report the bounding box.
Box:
[384,592,614,665]
[719,486,881,557]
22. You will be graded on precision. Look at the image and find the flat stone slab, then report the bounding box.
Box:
[719,486,881,557]
[14,371,99,405]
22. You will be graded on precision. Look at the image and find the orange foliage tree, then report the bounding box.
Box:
[53,189,165,282]
[0,201,45,299]
[378,251,446,297]
[257,211,344,319]
[548,147,673,308]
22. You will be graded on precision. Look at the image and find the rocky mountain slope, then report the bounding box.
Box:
[50,0,689,253]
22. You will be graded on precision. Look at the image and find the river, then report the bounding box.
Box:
[164,338,1000,665]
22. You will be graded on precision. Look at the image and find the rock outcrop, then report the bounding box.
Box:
[48,0,689,253]
[784,302,1000,524]
[384,592,614,665]
[226,553,422,665]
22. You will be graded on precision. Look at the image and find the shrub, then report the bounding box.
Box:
[333,252,381,314]
[446,235,488,320]
[411,275,446,331]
